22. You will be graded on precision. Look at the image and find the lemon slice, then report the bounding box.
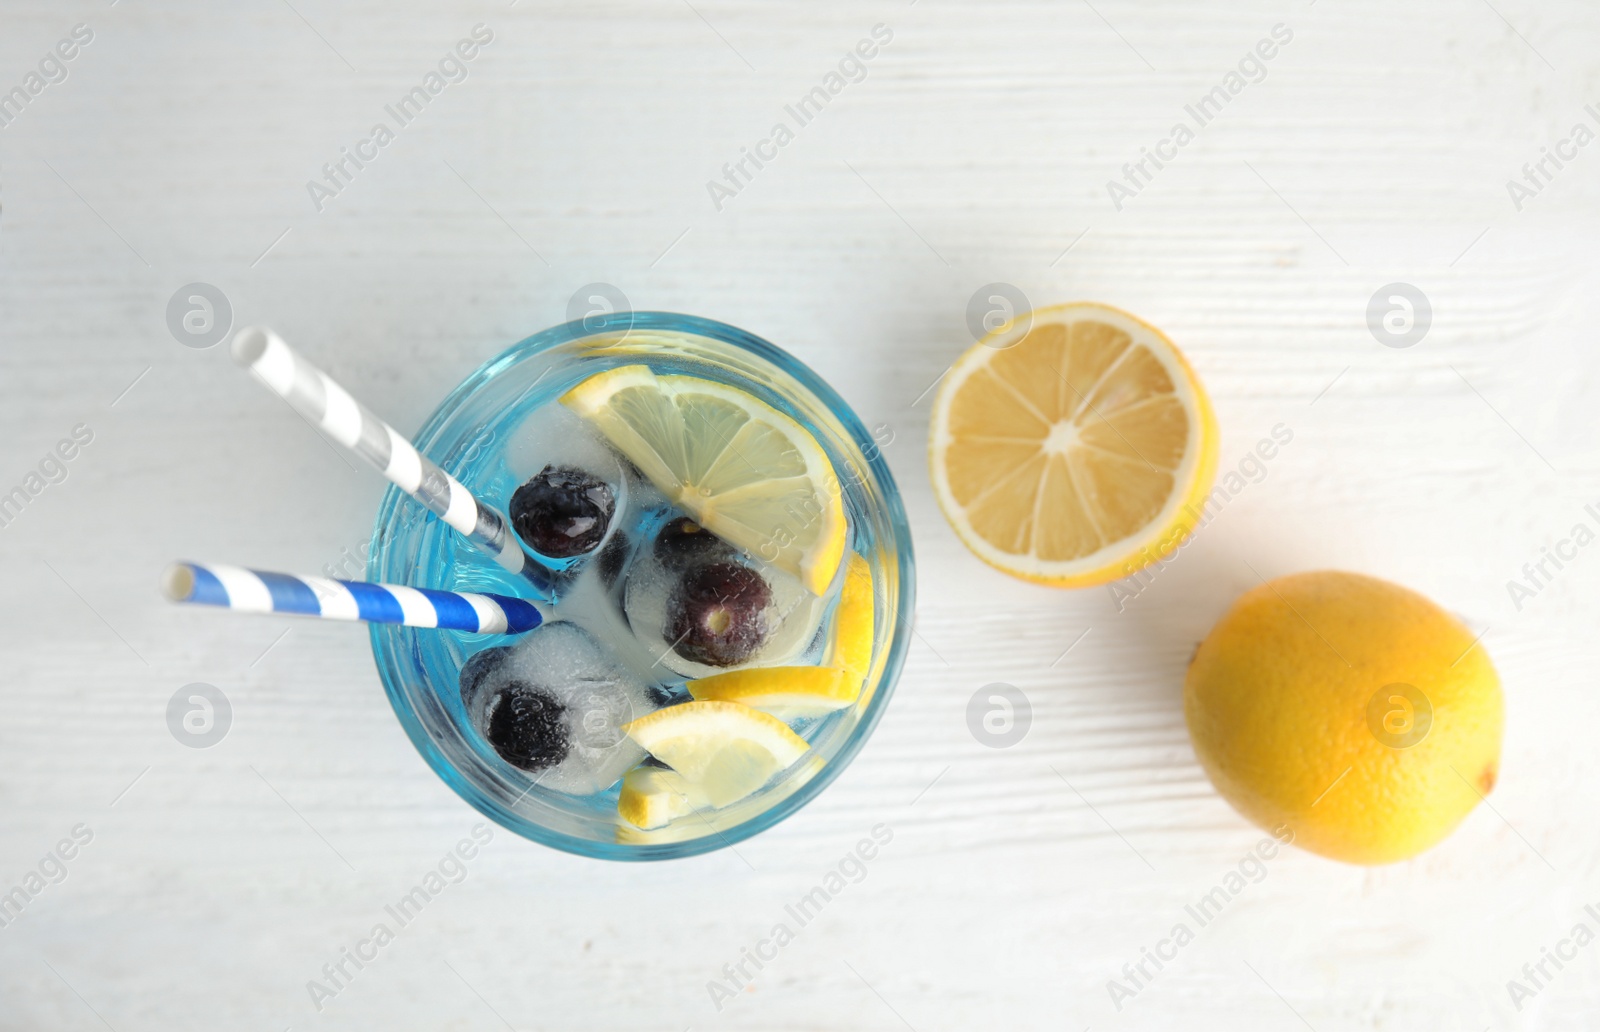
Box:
[613,753,828,844]
[622,700,811,808]
[827,552,874,682]
[929,302,1218,587]
[688,665,857,718]
[617,766,709,830]
[562,365,847,594]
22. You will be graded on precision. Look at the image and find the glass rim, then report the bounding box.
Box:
[368,311,917,861]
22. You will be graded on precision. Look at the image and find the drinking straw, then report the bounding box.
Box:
[162,561,542,634]
[230,327,547,590]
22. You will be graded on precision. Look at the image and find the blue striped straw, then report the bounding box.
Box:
[162,562,542,635]
[230,327,551,596]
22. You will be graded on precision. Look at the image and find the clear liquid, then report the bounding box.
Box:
[370,320,905,854]
[438,354,856,818]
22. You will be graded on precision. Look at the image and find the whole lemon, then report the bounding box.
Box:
[1185,571,1502,865]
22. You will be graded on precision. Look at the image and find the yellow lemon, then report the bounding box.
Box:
[563,365,847,594]
[622,701,811,808]
[1185,571,1503,865]
[687,665,857,718]
[617,767,708,831]
[929,302,1218,587]
[828,552,874,683]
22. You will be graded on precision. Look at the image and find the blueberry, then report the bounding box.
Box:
[482,681,570,772]
[653,516,736,569]
[458,646,515,705]
[510,465,615,558]
[647,683,684,707]
[597,531,631,589]
[666,561,772,667]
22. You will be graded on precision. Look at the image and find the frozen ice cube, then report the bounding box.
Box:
[623,517,825,678]
[505,403,627,568]
[503,401,671,600]
[505,401,625,487]
[458,621,658,795]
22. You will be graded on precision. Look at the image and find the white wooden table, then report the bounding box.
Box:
[3,1,1598,1028]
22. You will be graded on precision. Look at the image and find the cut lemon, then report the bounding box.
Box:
[827,552,874,682]
[929,302,1218,588]
[687,665,857,718]
[617,766,709,830]
[622,701,811,808]
[562,365,847,594]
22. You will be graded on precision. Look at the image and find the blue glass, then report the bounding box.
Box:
[368,313,915,861]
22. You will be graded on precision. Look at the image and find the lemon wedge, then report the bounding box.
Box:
[617,766,709,830]
[687,665,857,718]
[622,700,811,808]
[562,365,847,594]
[827,552,874,682]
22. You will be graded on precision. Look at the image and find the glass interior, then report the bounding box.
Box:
[368,312,915,860]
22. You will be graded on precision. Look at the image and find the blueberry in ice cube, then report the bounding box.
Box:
[482,681,570,772]
[596,531,631,590]
[459,622,656,794]
[646,682,684,708]
[652,516,736,570]
[458,646,515,705]
[666,561,772,667]
[509,465,615,558]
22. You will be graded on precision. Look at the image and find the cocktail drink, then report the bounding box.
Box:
[368,313,912,859]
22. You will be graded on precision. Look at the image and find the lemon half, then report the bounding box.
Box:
[929,302,1218,587]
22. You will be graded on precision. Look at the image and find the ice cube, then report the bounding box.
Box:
[504,401,671,599]
[505,401,625,487]
[623,518,825,677]
[458,621,658,795]
[505,404,626,566]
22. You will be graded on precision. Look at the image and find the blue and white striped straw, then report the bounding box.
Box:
[162,562,542,635]
[230,327,549,593]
